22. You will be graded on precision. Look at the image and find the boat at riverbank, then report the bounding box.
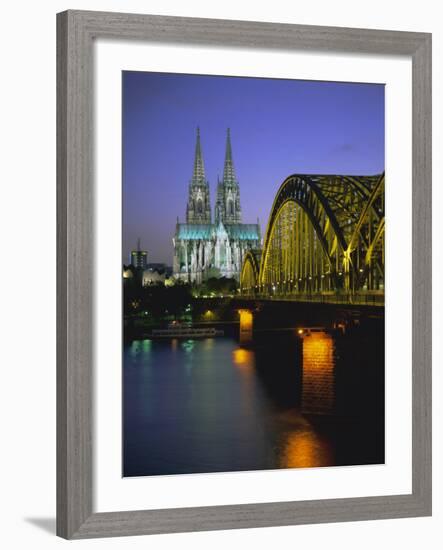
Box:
[150,322,224,339]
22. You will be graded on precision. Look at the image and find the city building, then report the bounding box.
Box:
[122,266,134,279]
[173,128,261,284]
[130,238,148,269]
[142,268,165,286]
[142,264,173,286]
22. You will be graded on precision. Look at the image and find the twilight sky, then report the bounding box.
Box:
[123,71,384,265]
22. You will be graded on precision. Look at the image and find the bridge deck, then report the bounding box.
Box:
[239,292,384,307]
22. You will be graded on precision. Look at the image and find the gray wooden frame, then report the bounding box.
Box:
[57,9,432,539]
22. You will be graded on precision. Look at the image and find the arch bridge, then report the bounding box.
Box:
[240,173,384,306]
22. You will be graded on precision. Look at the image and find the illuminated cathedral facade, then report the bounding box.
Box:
[173,128,261,284]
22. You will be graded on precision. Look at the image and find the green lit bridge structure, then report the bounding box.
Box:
[240,173,385,306]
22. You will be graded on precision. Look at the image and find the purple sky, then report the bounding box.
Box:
[123,71,384,265]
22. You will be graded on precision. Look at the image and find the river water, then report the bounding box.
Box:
[123,327,384,477]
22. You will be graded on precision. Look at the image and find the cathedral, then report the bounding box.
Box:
[173,128,261,284]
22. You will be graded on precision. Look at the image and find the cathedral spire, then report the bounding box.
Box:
[223,128,237,184]
[192,126,206,184]
[186,127,211,224]
[215,128,242,224]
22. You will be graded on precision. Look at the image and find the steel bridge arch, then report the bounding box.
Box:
[240,250,261,294]
[261,175,348,256]
[259,174,350,291]
[343,173,385,290]
[249,173,384,297]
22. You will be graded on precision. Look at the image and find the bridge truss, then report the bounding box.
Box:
[240,173,385,304]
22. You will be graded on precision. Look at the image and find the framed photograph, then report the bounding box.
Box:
[57,10,432,539]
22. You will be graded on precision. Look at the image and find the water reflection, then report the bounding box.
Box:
[281,426,334,468]
[129,338,152,360]
[142,339,151,353]
[181,339,195,353]
[232,347,255,374]
[301,332,335,415]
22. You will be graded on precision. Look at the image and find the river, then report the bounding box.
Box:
[123,326,384,477]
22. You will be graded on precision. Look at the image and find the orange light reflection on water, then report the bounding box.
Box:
[232,347,255,374]
[281,428,334,469]
[301,332,335,415]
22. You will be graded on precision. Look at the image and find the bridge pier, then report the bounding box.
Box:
[238,309,253,346]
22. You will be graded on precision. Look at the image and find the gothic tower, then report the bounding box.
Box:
[186,127,211,224]
[215,128,242,224]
